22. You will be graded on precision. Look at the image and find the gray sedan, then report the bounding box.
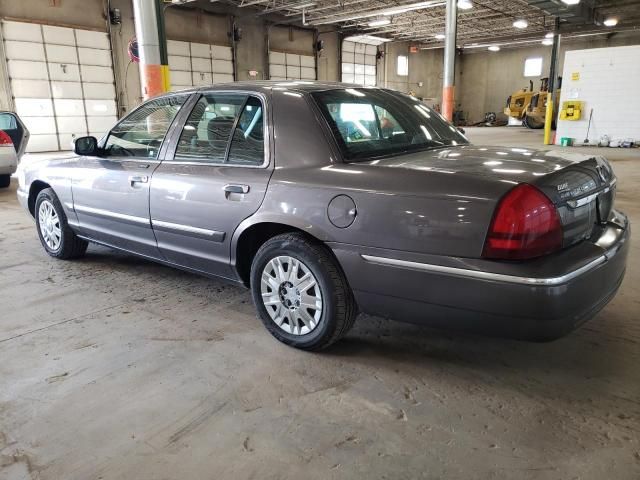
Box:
[16,82,629,350]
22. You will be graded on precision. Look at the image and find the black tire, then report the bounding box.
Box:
[0,174,10,188]
[250,233,357,350]
[35,188,88,260]
[524,115,544,129]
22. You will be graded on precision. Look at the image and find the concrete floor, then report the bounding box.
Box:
[1,127,639,480]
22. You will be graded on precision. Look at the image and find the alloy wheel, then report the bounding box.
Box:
[38,200,61,251]
[260,255,323,335]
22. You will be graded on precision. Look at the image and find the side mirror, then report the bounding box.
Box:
[457,127,466,135]
[74,136,99,156]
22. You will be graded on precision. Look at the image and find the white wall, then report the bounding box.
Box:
[555,45,640,144]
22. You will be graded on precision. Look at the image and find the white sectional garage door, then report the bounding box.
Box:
[342,40,377,86]
[167,40,234,91]
[268,51,315,81]
[1,20,117,152]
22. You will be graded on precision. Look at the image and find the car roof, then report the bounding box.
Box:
[167,81,375,96]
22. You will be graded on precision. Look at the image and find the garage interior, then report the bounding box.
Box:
[1,0,639,479]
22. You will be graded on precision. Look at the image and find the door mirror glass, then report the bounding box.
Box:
[74,136,99,156]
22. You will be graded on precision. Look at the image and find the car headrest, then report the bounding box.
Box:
[207,116,234,145]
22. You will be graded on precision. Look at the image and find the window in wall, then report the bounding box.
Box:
[524,57,543,77]
[341,40,377,86]
[397,55,409,76]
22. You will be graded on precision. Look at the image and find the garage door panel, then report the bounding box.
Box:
[5,41,45,61]
[342,51,355,63]
[171,70,192,85]
[56,116,86,133]
[191,57,211,73]
[365,45,377,55]
[50,81,83,99]
[87,116,116,132]
[7,60,48,80]
[59,133,86,150]
[21,116,56,134]
[85,99,117,116]
[46,45,78,64]
[286,53,300,66]
[170,84,191,92]
[10,79,50,98]
[300,55,314,68]
[364,75,376,86]
[192,72,212,85]
[343,41,355,53]
[270,64,286,77]
[190,43,210,58]
[81,65,113,83]
[286,65,300,78]
[78,48,112,67]
[42,25,76,45]
[212,73,233,83]
[48,62,80,81]
[168,55,191,71]
[167,40,189,56]
[83,82,116,100]
[75,30,109,50]
[54,99,85,116]
[213,61,233,74]
[15,98,54,117]
[28,134,59,152]
[2,21,42,42]
[212,45,232,61]
[301,67,315,80]
[269,51,285,65]
[365,55,376,66]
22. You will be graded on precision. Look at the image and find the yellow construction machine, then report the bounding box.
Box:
[504,78,561,129]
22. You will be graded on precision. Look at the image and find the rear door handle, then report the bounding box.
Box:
[224,184,250,194]
[129,175,148,186]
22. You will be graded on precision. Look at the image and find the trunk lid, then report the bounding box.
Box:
[360,145,618,247]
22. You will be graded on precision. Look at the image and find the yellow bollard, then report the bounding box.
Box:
[543,92,554,145]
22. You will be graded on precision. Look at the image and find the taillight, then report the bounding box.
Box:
[0,130,12,146]
[483,183,562,260]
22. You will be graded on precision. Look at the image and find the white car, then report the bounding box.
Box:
[0,112,29,188]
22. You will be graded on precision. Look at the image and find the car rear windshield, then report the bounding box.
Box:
[311,88,468,161]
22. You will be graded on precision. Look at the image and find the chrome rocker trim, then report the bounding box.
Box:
[74,205,149,225]
[151,219,225,242]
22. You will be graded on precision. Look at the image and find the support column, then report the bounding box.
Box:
[132,0,170,100]
[544,18,561,145]
[442,0,457,122]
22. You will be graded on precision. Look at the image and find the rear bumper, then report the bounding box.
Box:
[330,212,630,341]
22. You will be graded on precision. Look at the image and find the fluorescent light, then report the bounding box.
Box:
[545,32,554,38]
[309,1,445,25]
[513,19,528,29]
[561,0,580,4]
[488,45,500,52]
[542,39,553,46]
[603,17,618,26]
[457,0,473,10]
[383,1,441,16]
[289,2,316,8]
[368,17,391,27]
[434,33,445,40]
[344,35,392,45]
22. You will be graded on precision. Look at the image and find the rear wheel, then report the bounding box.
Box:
[35,188,88,259]
[0,175,10,188]
[250,233,357,350]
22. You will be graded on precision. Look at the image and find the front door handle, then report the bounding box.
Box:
[129,175,148,186]
[224,184,250,194]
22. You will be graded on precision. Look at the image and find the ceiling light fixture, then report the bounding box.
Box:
[434,33,446,40]
[488,45,500,52]
[368,17,391,27]
[545,32,554,38]
[457,0,473,9]
[542,39,553,46]
[603,17,618,26]
[513,19,528,29]
[561,0,580,4]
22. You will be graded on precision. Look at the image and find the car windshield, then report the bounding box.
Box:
[311,88,469,161]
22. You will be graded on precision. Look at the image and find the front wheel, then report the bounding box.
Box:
[35,188,88,259]
[250,233,357,350]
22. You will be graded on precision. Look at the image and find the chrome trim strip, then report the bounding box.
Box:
[74,205,149,225]
[360,254,608,286]
[152,219,225,242]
